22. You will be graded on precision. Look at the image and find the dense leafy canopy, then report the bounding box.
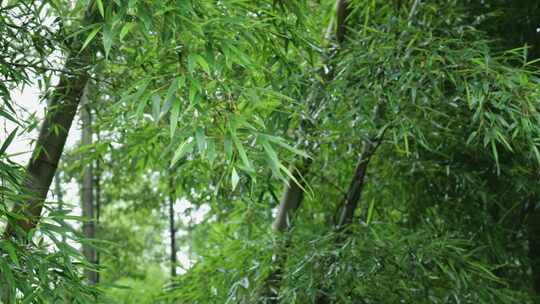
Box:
[1,0,540,303]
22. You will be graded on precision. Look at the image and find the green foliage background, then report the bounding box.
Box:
[1,0,540,303]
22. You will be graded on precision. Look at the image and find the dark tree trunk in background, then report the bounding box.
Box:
[315,104,384,304]
[169,175,178,277]
[3,3,96,238]
[336,99,385,229]
[335,0,350,44]
[4,54,91,237]
[81,90,97,284]
[336,146,371,229]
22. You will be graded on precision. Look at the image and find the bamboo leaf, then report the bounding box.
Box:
[165,79,179,100]
[0,127,17,155]
[170,102,180,138]
[96,0,105,17]
[224,134,233,161]
[261,138,281,178]
[195,127,206,152]
[366,199,376,225]
[120,22,135,40]
[151,94,161,122]
[134,80,151,117]
[231,130,254,172]
[196,54,211,74]
[80,25,102,52]
[103,23,113,58]
[207,138,216,164]
[264,134,309,158]
[171,139,194,167]
[1,242,20,267]
[231,167,240,191]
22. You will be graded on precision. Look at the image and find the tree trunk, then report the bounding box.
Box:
[272,0,350,234]
[3,5,95,238]
[315,103,385,304]
[260,2,352,302]
[336,147,371,229]
[169,175,178,277]
[256,0,355,300]
[81,88,97,284]
[272,161,310,232]
[337,101,385,229]
[336,0,351,44]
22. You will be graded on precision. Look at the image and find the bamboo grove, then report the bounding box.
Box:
[1,0,540,303]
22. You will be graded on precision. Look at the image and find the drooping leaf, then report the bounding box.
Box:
[171,139,194,167]
[170,101,180,138]
[96,0,105,18]
[231,167,240,191]
[103,23,113,58]
[195,127,206,152]
[80,25,102,52]
[0,127,18,155]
